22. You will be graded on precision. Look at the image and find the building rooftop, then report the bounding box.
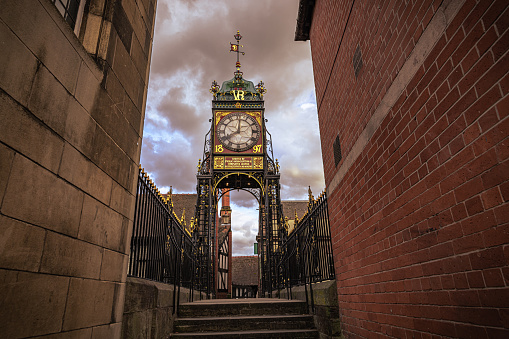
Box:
[232,256,258,286]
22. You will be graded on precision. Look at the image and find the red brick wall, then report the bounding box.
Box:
[310,0,509,337]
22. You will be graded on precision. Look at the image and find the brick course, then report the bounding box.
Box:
[303,0,509,337]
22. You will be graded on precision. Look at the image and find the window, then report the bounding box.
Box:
[51,0,86,35]
[333,135,342,167]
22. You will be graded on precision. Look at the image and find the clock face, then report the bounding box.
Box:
[216,113,261,152]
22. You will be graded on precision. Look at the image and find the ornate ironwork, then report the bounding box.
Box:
[128,167,198,313]
[276,190,335,311]
[194,175,216,298]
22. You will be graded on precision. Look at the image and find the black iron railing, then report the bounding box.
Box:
[276,190,335,310]
[128,167,198,312]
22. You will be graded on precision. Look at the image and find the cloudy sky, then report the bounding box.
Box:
[141,0,324,255]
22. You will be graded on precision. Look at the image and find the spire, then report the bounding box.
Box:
[210,31,266,101]
[230,30,245,81]
[230,30,245,63]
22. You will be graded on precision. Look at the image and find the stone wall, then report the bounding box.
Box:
[301,0,509,337]
[278,280,343,339]
[0,0,156,337]
[122,277,204,339]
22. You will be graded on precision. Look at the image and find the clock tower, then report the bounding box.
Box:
[194,31,282,298]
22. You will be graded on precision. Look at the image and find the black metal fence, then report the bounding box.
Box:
[128,167,198,311]
[129,165,335,310]
[276,191,335,308]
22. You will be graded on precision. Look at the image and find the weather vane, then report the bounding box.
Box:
[230,30,245,63]
[230,30,245,80]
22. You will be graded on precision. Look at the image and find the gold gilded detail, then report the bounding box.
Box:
[253,157,263,169]
[231,90,245,100]
[214,157,225,169]
[215,111,262,128]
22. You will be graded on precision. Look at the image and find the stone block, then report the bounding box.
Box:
[97,21,116,65]
[151,307,173,339]
[130,34,148,79]
[110,180,136,219]
[79,195,124,251]
[88,0,107,16]
[92,322,121,339]
[63,278,116,331]
[90,89,140,161]
[64,99,97,158]
[128,161,139,196]
[0,215,45,272]
[121,310,152,339]
[0,270,69,338]
[0,143,15,206]
[0,0,81,93]
[112,282,126,323]
[81,13,102,55]
[0,19,38,106]
[0,92,64,174]
[40,231,103,279]
[310,280,338,306]
[120,217,132,254]
[122,92,143,135]
[124,218,134,257]
[156,282,174,309]
[28,65,71,136]
[111,35,144,109]
[59,143,112,205]
[100,249,127,282]
[90,126,132,189]
[124,277,157,312]
[104,66,126,110]
[122,0,147,46]
[1,155,84,237]
[75,60,102,114]
[36,328,93,339]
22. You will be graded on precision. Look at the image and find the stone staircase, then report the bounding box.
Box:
[170,298,318,338]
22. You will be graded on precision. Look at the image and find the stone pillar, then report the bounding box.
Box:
[0,0,157,337]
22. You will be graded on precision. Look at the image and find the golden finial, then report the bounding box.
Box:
[167,186,174,208]
[210,80,220,97]
[256,81,267,98]
[294,209,299,224]
[181,208,186,226]
[197,159,202,173]
[275,159,280,174]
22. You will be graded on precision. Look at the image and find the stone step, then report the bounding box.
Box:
[170,328,319,338]
[174,314,315,332]
[178,298,308,317]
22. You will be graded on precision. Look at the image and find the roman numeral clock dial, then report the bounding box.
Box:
[216,113,260,152]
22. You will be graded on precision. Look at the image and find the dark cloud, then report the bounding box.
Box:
[141,0,325,254]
